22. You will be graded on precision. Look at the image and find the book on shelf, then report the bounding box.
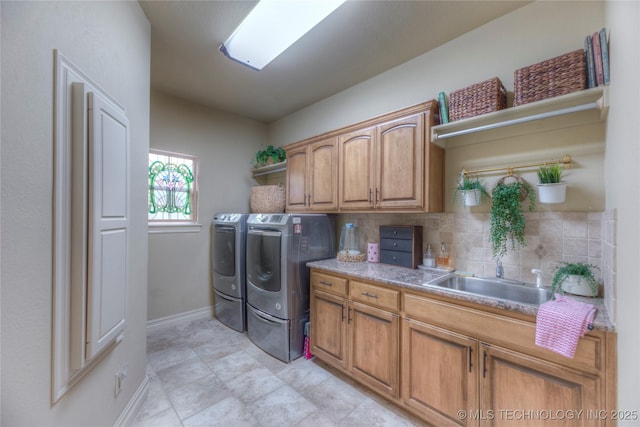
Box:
[585,34,596,88]
[438,92,449,124]
[599,27,610,84]
[592,31,604,86]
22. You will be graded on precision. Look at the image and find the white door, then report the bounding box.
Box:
[85,91,129,360]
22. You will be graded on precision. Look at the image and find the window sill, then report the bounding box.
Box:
[148,223,203,234]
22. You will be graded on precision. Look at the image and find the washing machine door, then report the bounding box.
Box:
[213,225,236,277]
[246,228,282,293]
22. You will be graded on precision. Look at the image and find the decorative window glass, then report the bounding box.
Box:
[148,149,198,223]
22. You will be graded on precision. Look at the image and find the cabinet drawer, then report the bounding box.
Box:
[350,281,399,312]
[311,271,347,296]
[380,250,414,268]
[380,238,413,252]
[380,226,414,240]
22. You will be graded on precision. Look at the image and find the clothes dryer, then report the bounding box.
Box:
[246,213,335,362]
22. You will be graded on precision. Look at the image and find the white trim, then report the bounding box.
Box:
[146,306,213,332]
[148,223,203,234]
[114,375,150,427]
[52,50,127,403]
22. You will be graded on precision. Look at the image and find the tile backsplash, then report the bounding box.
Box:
[337,209,617,324]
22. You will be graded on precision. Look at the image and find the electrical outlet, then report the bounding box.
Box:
[114,364,128,397]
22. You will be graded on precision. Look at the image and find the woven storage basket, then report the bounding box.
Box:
[250,184,286,213]
[448,77,507,121]
[514,49,586,106]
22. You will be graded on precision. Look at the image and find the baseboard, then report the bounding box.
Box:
[114,375,149,427]
[146,306,214,332]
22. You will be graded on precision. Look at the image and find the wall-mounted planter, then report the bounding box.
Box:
[461,189,482,206]
[537,182,567,204]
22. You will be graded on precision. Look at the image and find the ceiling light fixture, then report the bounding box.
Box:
[219,0,346,71]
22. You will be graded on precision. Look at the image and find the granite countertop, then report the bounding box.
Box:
[307,258,615,332]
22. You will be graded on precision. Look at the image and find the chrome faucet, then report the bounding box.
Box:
[531,269,543,288]
[496,260,503,279]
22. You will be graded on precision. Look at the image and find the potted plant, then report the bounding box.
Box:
[253,145,286,168]
[550,262,600,297]
[490,175,536,259]
[454,174,489,207]
[537,163,567,204]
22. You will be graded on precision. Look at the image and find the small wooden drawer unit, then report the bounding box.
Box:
[379,225,422,269]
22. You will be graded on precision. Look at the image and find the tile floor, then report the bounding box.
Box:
[132,317,425,427]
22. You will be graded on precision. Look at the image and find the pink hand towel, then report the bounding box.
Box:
[535,294,596,358]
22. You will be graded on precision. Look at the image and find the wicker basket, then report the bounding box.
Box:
[250,184,286,213]
[448,77,507,121]
[513,49,587,106]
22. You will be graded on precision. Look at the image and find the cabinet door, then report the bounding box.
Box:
[308,137,338,211]
[285,145,308,211]
[376,113,424,209]
[480,344,601,427]
[338,127,376,210]
[310,289,347,369]
[402,318,479,427]
[348,301,400,398]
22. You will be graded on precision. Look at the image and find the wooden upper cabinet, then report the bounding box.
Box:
[376,113,424,209]
[338,127,376,210]
[285,137,338,212]
[284,100,443,213]
[285,145,308,211]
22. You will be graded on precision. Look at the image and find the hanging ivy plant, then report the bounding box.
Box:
[490,175,536,259]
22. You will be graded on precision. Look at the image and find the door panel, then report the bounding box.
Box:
[376,114,424,209]
[402,318,478,427]
[349,301,399,398]
[339,128,375,209]
[86,91,129,360]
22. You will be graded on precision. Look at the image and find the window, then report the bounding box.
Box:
[148,149,198,224]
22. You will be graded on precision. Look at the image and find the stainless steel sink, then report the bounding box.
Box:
[423,274,552,305]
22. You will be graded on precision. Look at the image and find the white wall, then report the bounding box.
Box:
[604,1,640,421]
[1,2,150,425]
[148,90,267,320]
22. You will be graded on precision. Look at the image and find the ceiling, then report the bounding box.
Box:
[139,1,529,123]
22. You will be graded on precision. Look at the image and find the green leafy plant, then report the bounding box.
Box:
[550,262,599,295]
[253,145,286,168]
[453,174,489,204]
[490,176,536,259]
[537,163,564,184]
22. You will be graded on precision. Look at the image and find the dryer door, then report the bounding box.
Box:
[246,228,282,293]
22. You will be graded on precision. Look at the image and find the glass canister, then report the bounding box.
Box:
[338,223,360,255]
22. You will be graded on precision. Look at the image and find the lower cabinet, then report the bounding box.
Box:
[310,269,615,427]
[349,301,399,398]
[402,317,603,427]
[402,318,478,426]
[481,344,601,427]
[310,272,400,398]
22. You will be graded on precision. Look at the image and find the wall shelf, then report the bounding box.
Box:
[431,86,609,148]
[252,160,286,185]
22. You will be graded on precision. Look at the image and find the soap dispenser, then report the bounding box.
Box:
[436,242,450,268]
[423,244,435,267]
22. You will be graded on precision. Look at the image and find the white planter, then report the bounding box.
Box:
[461,189,482,206]
[537,182,567,204]
[561,274,597,297]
